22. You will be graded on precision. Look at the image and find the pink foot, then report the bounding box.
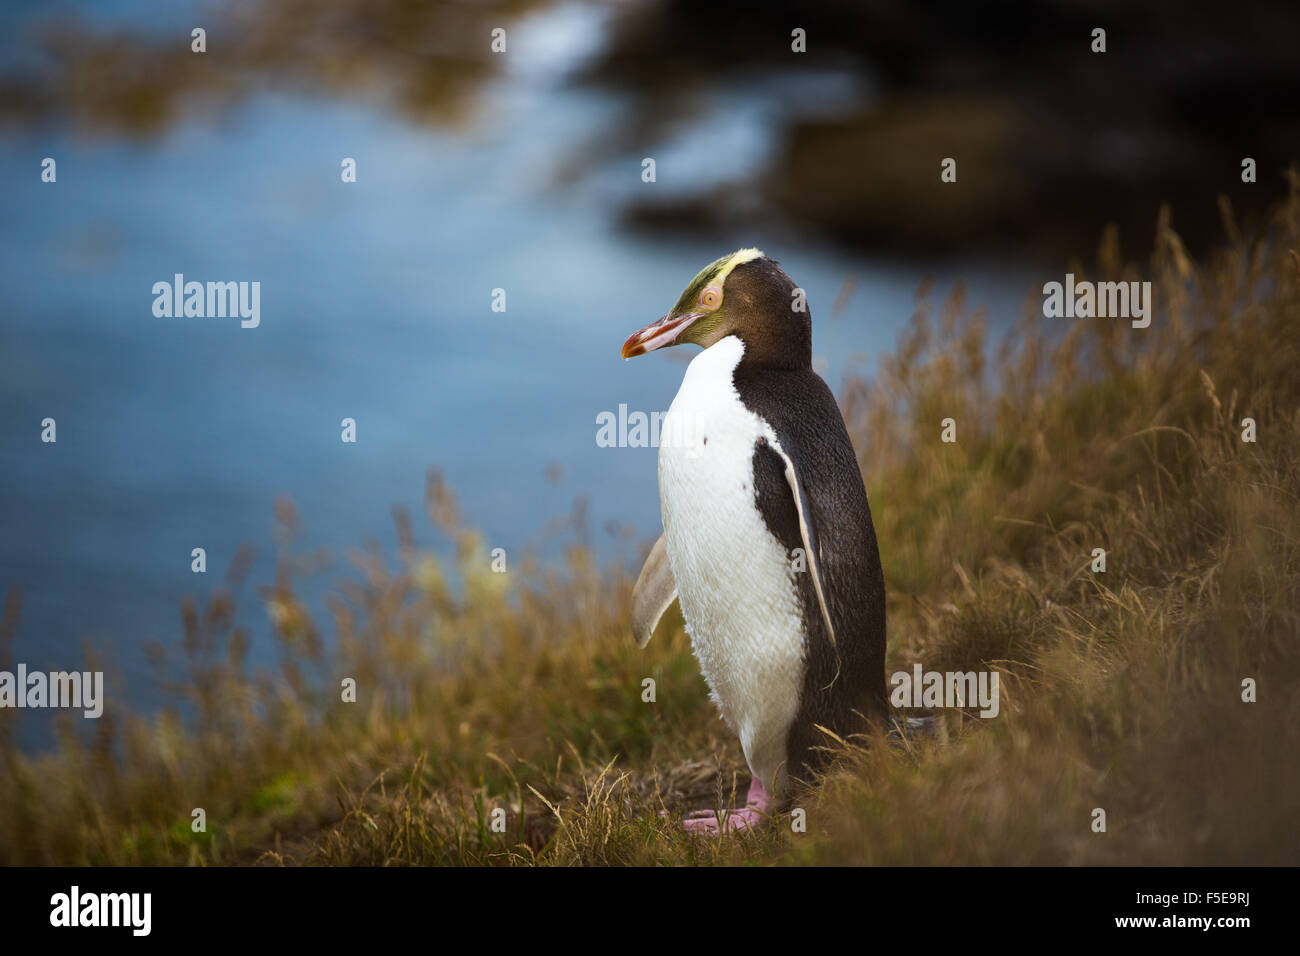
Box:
[681,777,773,834]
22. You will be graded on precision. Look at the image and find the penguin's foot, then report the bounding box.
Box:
[681,806,767,833]
[680,777,772,834]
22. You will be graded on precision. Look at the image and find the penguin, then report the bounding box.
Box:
[621,248,888,833]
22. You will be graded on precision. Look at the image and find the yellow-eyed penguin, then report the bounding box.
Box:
[622,249,887,832]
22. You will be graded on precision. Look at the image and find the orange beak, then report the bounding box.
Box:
[621,312,704,359]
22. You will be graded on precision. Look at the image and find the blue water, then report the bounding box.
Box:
[0,1,1036,748]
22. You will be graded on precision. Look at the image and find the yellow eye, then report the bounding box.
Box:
[700,287,721,309]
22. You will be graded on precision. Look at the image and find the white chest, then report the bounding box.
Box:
[656,336,805,795]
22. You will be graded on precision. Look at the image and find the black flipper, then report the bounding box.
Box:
[739,364,888,801]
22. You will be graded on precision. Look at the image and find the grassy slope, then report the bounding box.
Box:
[3,184,1298,865]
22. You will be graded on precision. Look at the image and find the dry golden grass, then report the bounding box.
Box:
[2,180,1298,866]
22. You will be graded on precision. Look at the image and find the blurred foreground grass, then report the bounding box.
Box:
[3,182,1299,865]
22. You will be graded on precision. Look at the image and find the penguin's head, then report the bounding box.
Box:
[621,248,811,369]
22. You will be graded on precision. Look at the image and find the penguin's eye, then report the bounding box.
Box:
[700,286,721,309]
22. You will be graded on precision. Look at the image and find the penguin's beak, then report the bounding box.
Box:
[621,312,704,359]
